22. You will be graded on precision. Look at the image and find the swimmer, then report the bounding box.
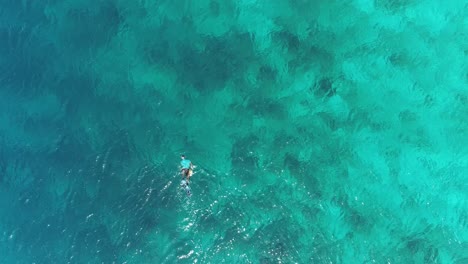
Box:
[180,155,194,182]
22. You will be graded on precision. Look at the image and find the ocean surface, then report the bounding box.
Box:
[0,0,467,263]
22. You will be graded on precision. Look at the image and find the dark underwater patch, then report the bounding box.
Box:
[313,77,336,98]
[175,32,255,92]
[0,25,52,94]
[247,97,285,118]
[60,0,121,52]
[274,30,301,52]
[231,135,259,170]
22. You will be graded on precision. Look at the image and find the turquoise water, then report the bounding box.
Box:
[0,0,467,263]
